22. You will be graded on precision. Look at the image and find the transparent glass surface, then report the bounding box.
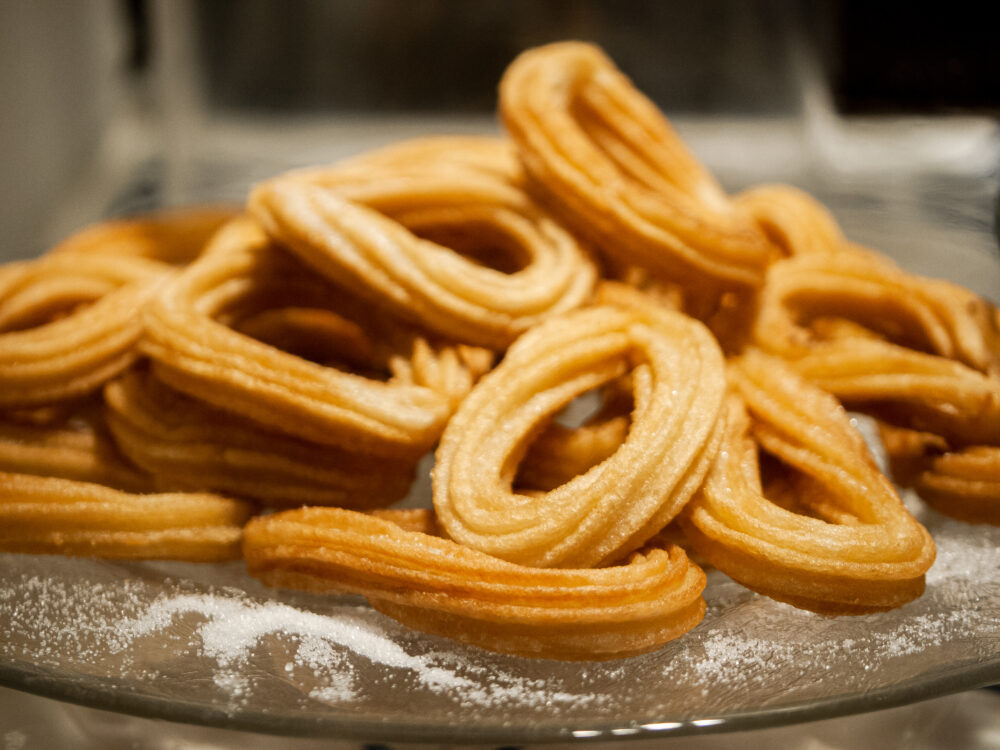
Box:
[3,685,1000,750]
[1,116,999,743]
[1,504,999,743]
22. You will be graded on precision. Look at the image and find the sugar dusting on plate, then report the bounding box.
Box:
[0,482,997,725]
[659,509,1000,701]
[0,563,612,713]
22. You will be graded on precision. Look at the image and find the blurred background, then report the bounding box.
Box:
[1,0,998,295]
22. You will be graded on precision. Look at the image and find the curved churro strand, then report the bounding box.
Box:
[250,137,598,349]
[499,41,774,291]
[754,252,1000,446]
[47,206,238,265]
[516,329,634,492]
[0,472,252,561]
[734,184,845,257]
[142,217,484,457]
[0,253,167,408]
[434,296,725,568]
[0,401,152,492]
[908,446,1000,524]
[682,350,936,614]
[244,507,706,661]
[880,422,1000,525]
[305,135,523,185]
[104,368,414,508]
[757,252,1000,372]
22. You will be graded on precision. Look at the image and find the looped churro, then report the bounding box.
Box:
[880,422,1000,525]
[499,41,774,290]
[5,39,996,661]
[433,296,726,568]
[47,206,238,265]
[681,350,936,614]
[911,446,1000,524]
[249,137,598,349]
[310,135,523,185]
[104,367,414,508]
[142,217,487,457]
[757,251,1000,372]
[0,253,168,408]
[244,507,706,661]
[734,184,845,257]
[0,400,152,492]
[754,252,1000,446]
[0,471,252,561]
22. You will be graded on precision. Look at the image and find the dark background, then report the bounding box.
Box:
[124,0,1000,116]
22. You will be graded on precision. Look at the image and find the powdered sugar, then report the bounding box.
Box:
[925,514,1000,584]
[0,502,997,732]
[125,593,417,672]
[653,513,1000,703]
[0,560,607,715]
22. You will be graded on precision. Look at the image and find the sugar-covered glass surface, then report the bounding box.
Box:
[1,116,999,742]
[1,502,999,743]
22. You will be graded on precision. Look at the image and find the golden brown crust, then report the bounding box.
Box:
[499,41,775,291]
[880,422,1000,524]
[0,401,153,492]
[47,206,239,265]
[141,217,488,458]
[244,507,706,661]
[249,137,598,349]
[104,368,415,508]
[682,350,936,614]
[753,252,1000,447]
[433,297,726,569]
[0,471,252,561]
[912,446,1000,524]
[0,253,168,408]
[734,184,846,257]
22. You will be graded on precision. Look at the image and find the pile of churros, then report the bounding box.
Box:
[2,42,997,661]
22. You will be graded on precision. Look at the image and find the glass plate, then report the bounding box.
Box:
[1,117,999,744]
[1,504,999,744]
